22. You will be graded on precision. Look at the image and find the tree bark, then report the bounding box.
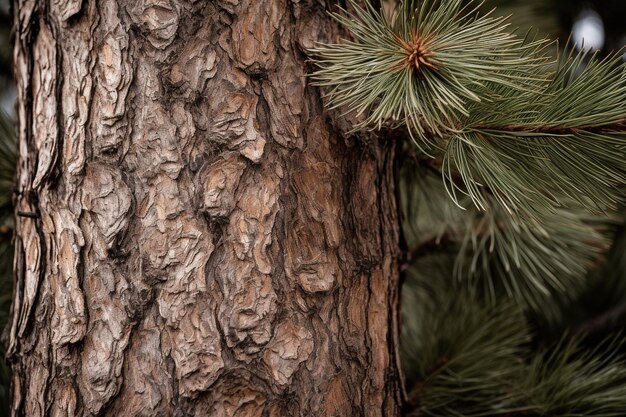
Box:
[8,0,402,416]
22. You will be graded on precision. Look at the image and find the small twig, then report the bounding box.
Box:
[402,235,450,270]
[17,211,39,219]
[575,302,626,336]
[470,119,626,135]
[405,355,450,408]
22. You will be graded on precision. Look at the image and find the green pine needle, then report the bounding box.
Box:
[310,0,550,152]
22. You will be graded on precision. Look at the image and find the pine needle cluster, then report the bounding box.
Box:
[311,0,626,218]
[312,0,550,152]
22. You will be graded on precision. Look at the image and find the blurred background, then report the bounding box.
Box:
[0,0,625,415]
[0,0,15,414]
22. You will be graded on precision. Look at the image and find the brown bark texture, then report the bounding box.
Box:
[8,0,402,416]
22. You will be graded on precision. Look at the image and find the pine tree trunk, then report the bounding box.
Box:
[8,0,402,415]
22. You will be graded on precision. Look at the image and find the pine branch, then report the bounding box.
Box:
[310,0,551,152]
[469,120,626,135]
[311,1,626,219]
[442,47,626,216]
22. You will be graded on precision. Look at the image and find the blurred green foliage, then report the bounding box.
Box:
[396,0,626,415]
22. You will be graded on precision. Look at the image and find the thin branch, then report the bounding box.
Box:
[471,119,626,135]
[575,302,626,336]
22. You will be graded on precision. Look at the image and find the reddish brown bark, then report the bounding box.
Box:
[9,1,402,415]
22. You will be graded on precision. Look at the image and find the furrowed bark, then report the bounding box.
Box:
[9,1,402,416]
